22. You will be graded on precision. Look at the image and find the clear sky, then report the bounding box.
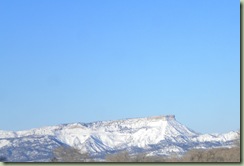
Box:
[0,0,239,133]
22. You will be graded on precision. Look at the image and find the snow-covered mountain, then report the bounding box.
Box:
[0,115,239,162]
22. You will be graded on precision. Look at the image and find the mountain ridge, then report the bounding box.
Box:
[0,115,239,162]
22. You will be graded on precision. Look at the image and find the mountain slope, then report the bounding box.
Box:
[0,115,239,162]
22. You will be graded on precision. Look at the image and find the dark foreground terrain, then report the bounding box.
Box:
[48,145,240,162]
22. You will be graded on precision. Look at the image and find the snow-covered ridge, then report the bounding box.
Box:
[192,131,239,142]
[0,115,239,162]
[0,115,176,138]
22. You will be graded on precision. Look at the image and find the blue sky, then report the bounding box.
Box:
[0,0,239,133]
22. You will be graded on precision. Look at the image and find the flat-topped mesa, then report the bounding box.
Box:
[147,115,175,121]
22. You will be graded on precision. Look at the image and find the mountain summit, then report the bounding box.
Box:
[0,115,239,162]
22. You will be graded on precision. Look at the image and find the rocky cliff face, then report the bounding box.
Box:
[0,115,239,162]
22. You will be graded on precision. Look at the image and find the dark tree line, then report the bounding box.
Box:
[51,146,92,162]
[105,146,240,162]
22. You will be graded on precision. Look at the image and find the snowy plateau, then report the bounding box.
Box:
[0,115,239,162]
